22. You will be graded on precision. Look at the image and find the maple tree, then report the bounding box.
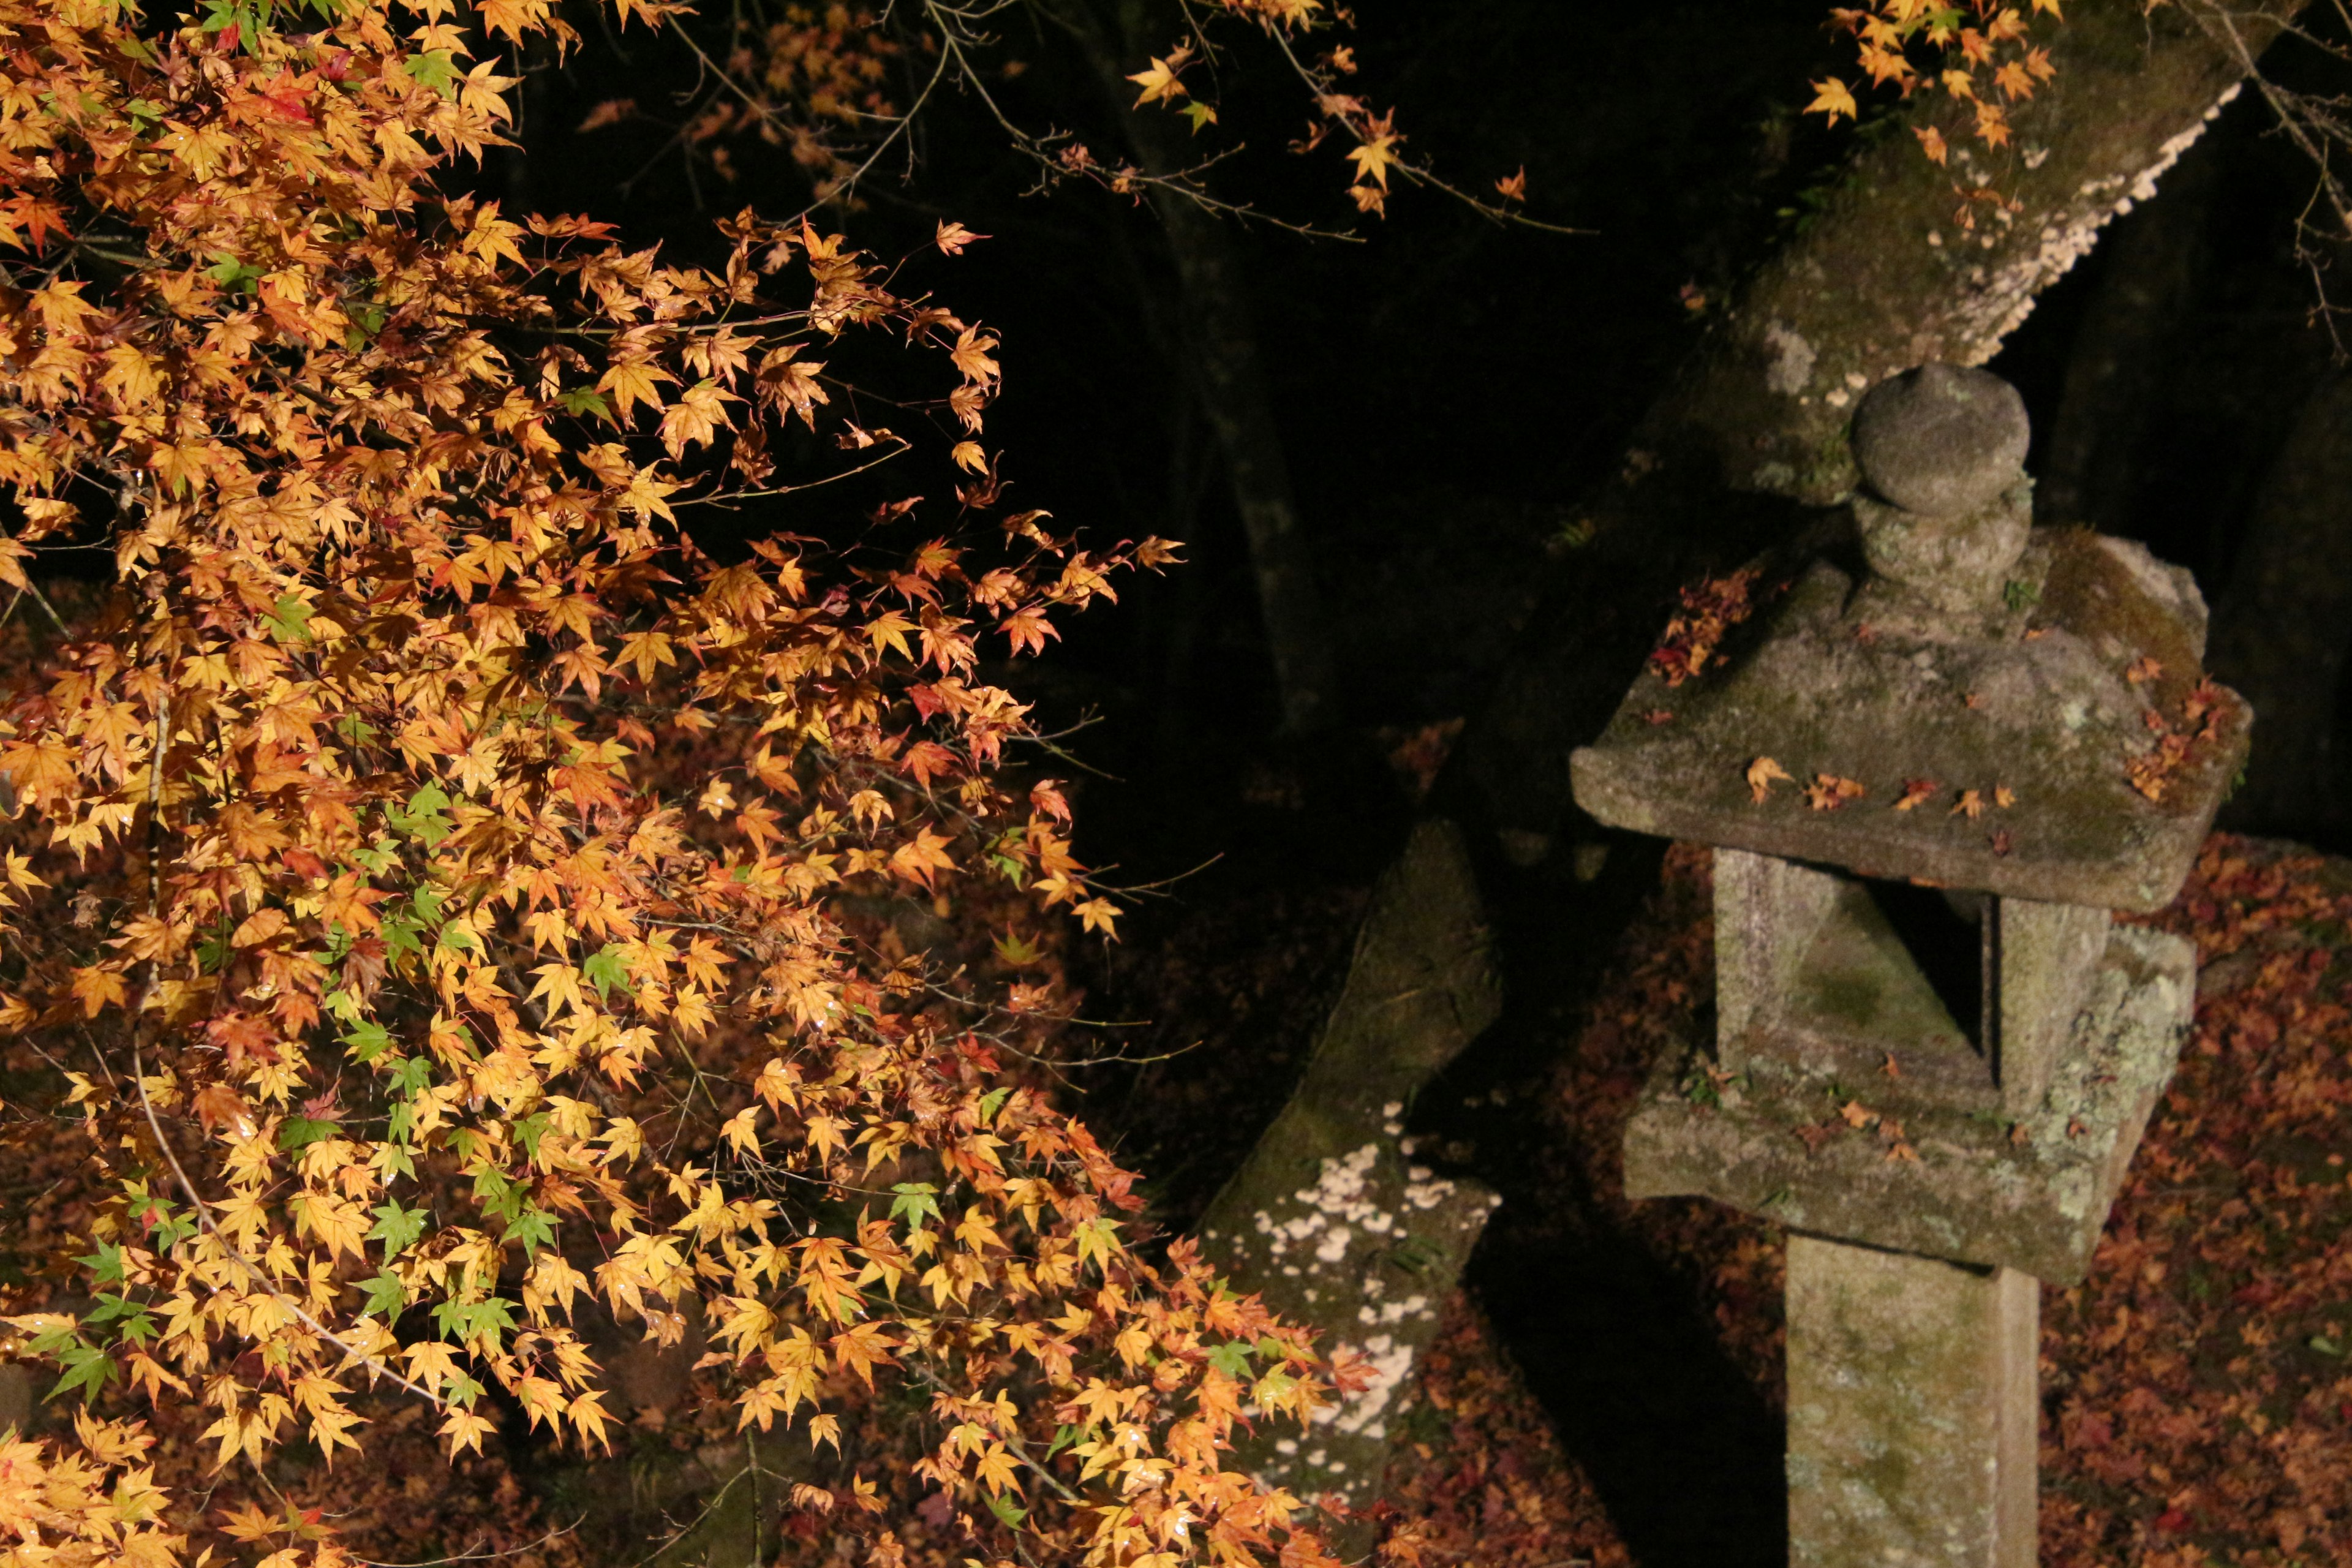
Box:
[0,2,1349,1564]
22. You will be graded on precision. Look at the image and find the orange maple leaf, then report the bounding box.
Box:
[1804,774,1866,811]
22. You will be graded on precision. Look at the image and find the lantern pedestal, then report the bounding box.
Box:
[1786,1238,2037,1568]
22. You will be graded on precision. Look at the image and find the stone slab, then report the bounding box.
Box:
[1787,1236,2037,1568]
[1623,924,2192,1284]
[1571,527,2248,913]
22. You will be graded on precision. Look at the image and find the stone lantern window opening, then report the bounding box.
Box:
[1719,848,2112,1115]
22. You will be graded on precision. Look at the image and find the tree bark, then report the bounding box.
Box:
[1463,0,2304,846]
[1045,0,1340,734]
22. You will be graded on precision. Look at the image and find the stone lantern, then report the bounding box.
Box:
[1569,364,2250,1568]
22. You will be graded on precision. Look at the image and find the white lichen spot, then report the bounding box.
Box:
[1381,1101,1403,1118]
[1276,1438,1298,1456]
[1966,90,2237,356]
[1315,1224,1353,1264]
[1825,388,1850,409]
[1405,1175,1456,1209]
[1763,320,1817,396]
[1359,1292,1432,1327]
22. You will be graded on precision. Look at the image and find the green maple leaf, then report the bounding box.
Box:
[889,1182,941,1228]
[582,943,631,1000]
[369,1200,428,1259]
[402,50,458,96]
[263,594,314,643]
[1205,1340,1254,1378]
[360,1268,407,1323]
[48,1345,115,1404]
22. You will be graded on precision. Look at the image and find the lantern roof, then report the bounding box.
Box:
[1569,365,2248,913]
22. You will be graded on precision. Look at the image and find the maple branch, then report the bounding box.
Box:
[1,576,69,636]
[663,10,957,217]
[353,1521,582,1567]
[676,436,914,507]
[904,1361,1087,1508]
[936,1,1362,241]
[1255,26,1589,235]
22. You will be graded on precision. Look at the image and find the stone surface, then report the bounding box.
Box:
[1991,897,2113,1116]
[1786,1236,2036,1568]
[1194,819,1504,1535]
[1623,923,2193,1284]
[1854,482,2032,618]
[1571,526,2248,913]
[1850,363,2031,518]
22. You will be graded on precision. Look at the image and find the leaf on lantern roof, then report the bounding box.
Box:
[1803,773,1864,811]
[1745,756,1793,802]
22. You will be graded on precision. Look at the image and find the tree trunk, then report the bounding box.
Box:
[1463,0,2305,846]
[1046,0,1339,734]
[2039,128,2220,531]
[1191,819,1502,1547]
[2210,372,2352,839]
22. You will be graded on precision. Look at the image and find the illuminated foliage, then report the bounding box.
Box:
[0,2,1335,1564]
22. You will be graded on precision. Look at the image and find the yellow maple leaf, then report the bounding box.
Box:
[595,358,674,423]
[1126,54,1190,108]
[1348,129,1401,191]
[1745,756,1795,803]
[1806,77,1860,126]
